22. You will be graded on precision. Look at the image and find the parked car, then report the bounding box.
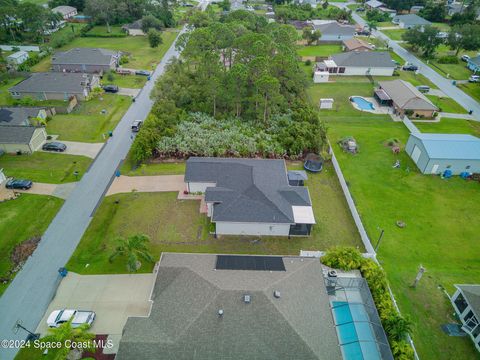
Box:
[402,64,418,71]
[103,84,119,93]
[416,85,430,93]
[356,29,370,36]
[47,309,96,328]
[135,70,151,76]
[355,7,365,11]
[42,142,67,152]
[131,119,143,132]
[461,55,470,62]
[469,75,480,83]
[5,178,33,190]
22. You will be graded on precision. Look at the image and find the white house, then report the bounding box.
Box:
[315,51,396,76]
[313,70,329,83]
[184,157,316,237]
[6,51,29,65]
[451,284,480,352]
[392,14,431,30]
[51,5,77,20]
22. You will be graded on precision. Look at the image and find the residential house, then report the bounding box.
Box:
[184,157,316,237]
[451,284,480,352]
[467,56,480,73]
[313,21,356,42]
[52,48,120,74]
[342,38,374,52]
[392,14,431,30]
[315,51,396,76]
[51,5,78,20]
[9,72,100,101]
[0,107,47,154]
[365,0,384,9]
[6,51,29,66]
[405,133,480,174]
[447,2,466,16]
[410,5,424,13]
[116,253,393,360]
[374,80,438,117]
[122,20,145,36]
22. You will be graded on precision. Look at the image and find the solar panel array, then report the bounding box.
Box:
[215,255,286,271]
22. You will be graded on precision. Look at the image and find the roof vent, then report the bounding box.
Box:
[243,294,251,304]
[274,290,281,299]
[328,269,338,278]
[218,309,224,317]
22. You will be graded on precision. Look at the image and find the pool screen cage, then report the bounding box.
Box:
[325,275,394,360]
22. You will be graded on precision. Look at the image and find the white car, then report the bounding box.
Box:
[469,75,480,83]
[47,309,96,328]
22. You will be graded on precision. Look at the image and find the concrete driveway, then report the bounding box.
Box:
[106,175,184,196]
[40,141,104,159]
[36,272,155,336]
[16,182,76,199]
[118,88,140,97]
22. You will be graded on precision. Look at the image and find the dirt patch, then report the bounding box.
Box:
[11,236,41,269]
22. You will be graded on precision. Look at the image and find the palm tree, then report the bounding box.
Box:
[366,20,377,36]
[109,234,154,272]
[41,319,94,360]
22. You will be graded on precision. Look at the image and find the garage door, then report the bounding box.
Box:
[411,145,421,163]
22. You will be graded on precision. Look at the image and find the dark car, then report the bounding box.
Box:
[402,64,418,71]
[42,142,67,152]
[355,7,365,11]
[103,85,119,93]
[6,179,33,190]
[135,70,151,76]
[356,29,370,36]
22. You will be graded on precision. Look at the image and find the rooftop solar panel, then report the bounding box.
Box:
[215,255,286,271]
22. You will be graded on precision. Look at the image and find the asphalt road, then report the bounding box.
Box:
[0,25,188,360]
[333,2,480,120]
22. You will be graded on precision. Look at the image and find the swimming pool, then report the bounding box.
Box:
[332,301,382,360]
[351,96,375,111]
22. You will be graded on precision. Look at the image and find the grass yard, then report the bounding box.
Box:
[103,73,147,88]
[426,95,467,114]
[33,29,178,71]
[67,162,363,274]
[121,158,186,176]
[0,152,91,183]
[0,77,25,105]
[0,194,63,296]
[381,29,406,41]
[458,82,480,103]
[429,60,471,80]
[46,94,130,142]
[297,44,342,58]
[415,117,480,136]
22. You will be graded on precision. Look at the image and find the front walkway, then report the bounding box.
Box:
[106,175,184,196]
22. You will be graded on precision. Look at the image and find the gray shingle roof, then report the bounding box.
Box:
[365,0,384,8]
[316,21,356,36]
[185,157,313,224]
[378,80,438,111]
[456,284,480,319]
[51,5,76,15]
[0,107,43,126]
[331,51,395,68]
[0,126,37,144]
[52,48,117,66]
[393,14,431,26]
[9,72,94,94]
[116,253,342,360]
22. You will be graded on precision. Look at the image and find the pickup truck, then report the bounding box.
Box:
[47,309,96,328]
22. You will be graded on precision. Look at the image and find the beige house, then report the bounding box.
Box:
[375,80,438,118]
[342,38,373,52]
[0,126,47,154]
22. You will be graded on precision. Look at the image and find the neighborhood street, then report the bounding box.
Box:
[333,1,480,121]
[0,25,188,360]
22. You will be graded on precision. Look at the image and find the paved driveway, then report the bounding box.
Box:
[40,141,104,159]
[118,88,140,97]
[16,182,76,199]
[106,175,184,196]
[36,272,155,336]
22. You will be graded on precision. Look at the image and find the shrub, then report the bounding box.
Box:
[148,29,163,48]
[322,247,364,270]
[305,59,312,66]
[437,55,459,64]
[106,71,115,82]
[119,55,129,65]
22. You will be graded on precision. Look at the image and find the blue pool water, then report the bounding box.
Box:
[351,96,375,111]
[332,301,381,360]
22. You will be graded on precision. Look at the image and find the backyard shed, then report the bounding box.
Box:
[405,133,480,175]
[314,71,329,83]
[6,51,29,65]
[319,98,334,109]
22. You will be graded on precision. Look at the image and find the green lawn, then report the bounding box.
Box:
[121,158,186,176]
[429,60,471,80]
[0,77,25,105]
[0,194,63,296]
[67,162,363,274]
[381,29,407,41]
[0,152,91,183]
[415,117,480,136]
[426,95,467,114]
[458,82,480,103]
[103,73,147,89]
[46,94,131,142]
[33,29,179,71]
[297,44,342,57]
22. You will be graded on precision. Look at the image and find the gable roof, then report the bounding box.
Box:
[393,14,431,26]
[185,157,313,224]
[9,72,95,94]
[331,51,395,68]
[52,48,117,66]
[0,107,43,126]
[122,19,143,30]
[456,285,480,319]
[365,0,384,8]
[342,38,373,51]
[7,51,28,60]
[51,5,76,15]
[0,125,38,144]
[378,80,438,111]
[116,253,342,360]
[316,21,356,36]
[410,133,480,160]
